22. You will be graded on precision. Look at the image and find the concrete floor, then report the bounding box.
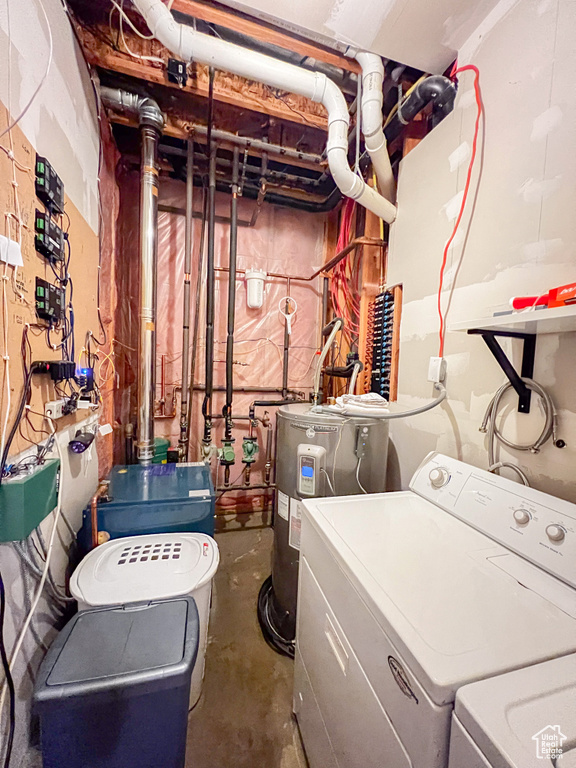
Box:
[186,527,307,768]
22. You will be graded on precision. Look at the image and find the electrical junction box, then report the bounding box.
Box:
[297,444,326,497]
[0,459,60,542]
[167,58,188,86]
[35,209,64,263]
[35,154,64,214]
[35,277,65,323]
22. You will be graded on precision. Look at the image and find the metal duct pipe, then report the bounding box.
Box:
[100,86,165,465]
[137,125,161,464]
[178,139,194,458]
[223,147,239,441]
[130,0,396,223]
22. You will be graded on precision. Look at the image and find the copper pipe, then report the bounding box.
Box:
[214,237,385,283]
[160,354,166,416]
[91,482,109,550]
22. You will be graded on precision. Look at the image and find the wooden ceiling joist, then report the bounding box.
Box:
[170,0,361,75]
[75,20,329,130]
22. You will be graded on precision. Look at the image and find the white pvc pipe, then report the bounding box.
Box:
[355,52,396,202]
[131,0,397,223]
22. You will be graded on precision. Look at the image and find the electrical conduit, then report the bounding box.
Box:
[130,0,397,223]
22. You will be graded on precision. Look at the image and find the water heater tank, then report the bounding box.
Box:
[258,403,389,654]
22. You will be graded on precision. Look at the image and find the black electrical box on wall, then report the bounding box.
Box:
[35,155,64,214]
[167,58,188,86]
[35,210,64,262]
[35,277,65,323]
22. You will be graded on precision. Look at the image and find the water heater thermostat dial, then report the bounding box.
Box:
[429,467,450,488]
[513,509,531,525]
[546,524,566,543]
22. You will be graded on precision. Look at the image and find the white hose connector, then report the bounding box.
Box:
[131,0,397,223]
[355,52,396,203]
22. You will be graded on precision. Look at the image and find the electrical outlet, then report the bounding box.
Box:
[44,399,65,419]
[428,356,447,383]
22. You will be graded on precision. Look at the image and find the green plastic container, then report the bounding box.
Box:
[0,459,60,542]
[152,437,170,464]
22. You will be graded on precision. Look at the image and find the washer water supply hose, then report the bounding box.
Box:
[480,378,557,486]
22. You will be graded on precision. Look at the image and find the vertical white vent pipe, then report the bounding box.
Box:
[355,52,396,202]
[130,0,397,223]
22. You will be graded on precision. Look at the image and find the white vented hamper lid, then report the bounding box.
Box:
[70,533,219,607]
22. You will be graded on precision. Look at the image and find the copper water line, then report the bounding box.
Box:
[213,237,384,283]
[91,482,109,550]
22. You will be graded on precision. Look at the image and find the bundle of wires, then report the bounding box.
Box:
[330,199,360,346]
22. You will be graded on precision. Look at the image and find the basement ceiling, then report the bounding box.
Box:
[215,0,504,73]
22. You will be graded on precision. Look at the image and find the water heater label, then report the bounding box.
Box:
[290,423,338,434]
[289,497,303,550]
[277,491,289,521]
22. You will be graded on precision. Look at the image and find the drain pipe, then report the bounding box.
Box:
[130,0,396,223]
[100,87,164,464]
[178,138,194,458]
[355,52,395,202]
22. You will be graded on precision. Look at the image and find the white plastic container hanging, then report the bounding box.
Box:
[245,269,266,308]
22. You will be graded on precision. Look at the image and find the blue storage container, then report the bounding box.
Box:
[34,597,199,768]
[79,463,215,551]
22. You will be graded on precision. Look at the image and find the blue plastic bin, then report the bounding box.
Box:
[34,597,199,768]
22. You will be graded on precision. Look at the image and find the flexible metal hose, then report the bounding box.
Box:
[480,378,557,486]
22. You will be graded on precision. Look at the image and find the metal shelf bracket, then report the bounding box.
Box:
[468,329,536,413]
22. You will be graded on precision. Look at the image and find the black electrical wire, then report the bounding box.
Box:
[0,570,15,768]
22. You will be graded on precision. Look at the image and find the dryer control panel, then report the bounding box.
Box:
[410,453,576,589]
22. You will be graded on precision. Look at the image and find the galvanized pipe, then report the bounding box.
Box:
[179,139,194,458]
[137,124,162,464]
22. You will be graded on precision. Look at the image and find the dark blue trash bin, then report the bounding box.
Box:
[34,597,199,768]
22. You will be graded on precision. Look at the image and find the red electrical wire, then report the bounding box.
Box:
[437,64,484,357]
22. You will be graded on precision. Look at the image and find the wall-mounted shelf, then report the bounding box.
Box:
[450,304,576,335]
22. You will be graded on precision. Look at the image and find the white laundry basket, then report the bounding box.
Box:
[70,532,219,708]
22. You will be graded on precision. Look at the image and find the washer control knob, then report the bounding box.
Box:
[546,524,566,543]
[513,509,531,525]
[429,468,449,488]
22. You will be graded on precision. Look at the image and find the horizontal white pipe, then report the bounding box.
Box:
[355,51,396,202]
[131,0,397,223]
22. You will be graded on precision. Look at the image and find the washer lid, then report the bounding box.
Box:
[302,492,576,706]
[455,654,576,768]
[70,533,219,606]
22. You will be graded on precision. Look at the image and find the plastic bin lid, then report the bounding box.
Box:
[71,533,219,607]
[33,597,199,705]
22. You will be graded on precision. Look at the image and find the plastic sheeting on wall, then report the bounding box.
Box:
[114,172,327,498]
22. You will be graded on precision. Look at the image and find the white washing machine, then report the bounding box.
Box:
[293,452,576,768]
[449,654,576,768]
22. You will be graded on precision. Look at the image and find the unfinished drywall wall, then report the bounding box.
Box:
[0,1,113,764]
[386,0,576,500]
